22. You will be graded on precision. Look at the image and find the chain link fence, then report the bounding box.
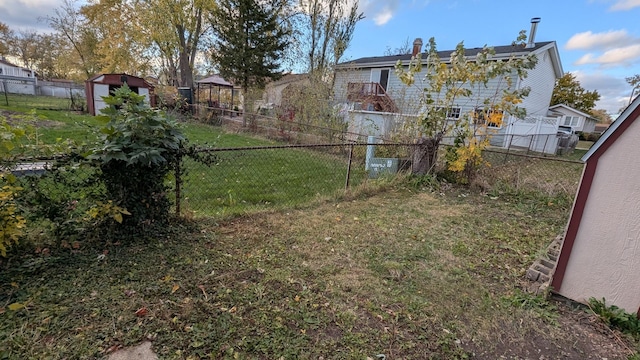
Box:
[479,149,583,197]
[0,77,86,111]
[174,141,584,218]
[2,129,584,223]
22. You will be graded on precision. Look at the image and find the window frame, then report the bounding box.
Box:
[473,108,504,129]
[562,116,580,127]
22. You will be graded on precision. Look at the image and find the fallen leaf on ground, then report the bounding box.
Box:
[135,307,148,317]
[8,302,25,311]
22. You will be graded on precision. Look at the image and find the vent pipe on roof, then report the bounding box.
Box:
[412,38,423,57]
[526,17,541,49]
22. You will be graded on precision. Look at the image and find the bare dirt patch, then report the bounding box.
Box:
[0,109,64,128]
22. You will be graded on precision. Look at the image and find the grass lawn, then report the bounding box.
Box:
[1,186,637,359]
[577,140,595,150]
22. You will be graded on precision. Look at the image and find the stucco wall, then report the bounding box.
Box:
[559,114,640,313]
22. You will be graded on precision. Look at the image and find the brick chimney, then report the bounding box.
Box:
[412,38,423,57]
[526,17,541,49]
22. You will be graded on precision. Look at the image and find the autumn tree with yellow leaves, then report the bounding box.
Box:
[395,32,537,180]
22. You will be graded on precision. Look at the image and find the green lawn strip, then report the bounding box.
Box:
[0,94,74,111]
[1,188,598,359]
[181,147,364,218]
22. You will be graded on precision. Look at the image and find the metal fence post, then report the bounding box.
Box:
[175,147,183,216]
[345,143,354,190]
[1,80,7,106]
[542,134,550,155]
[504,134,513,163]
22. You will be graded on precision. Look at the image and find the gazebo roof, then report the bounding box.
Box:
[197,74,234,88]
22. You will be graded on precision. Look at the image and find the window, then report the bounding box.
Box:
[474,108,503,128]
[446,107,461,119]
[562,116,580,127]
[435,106,461,119]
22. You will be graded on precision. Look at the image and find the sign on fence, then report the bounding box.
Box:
[368,158,399,178]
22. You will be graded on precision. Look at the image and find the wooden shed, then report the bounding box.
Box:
[85,73,156,116]
[551,95,640,314]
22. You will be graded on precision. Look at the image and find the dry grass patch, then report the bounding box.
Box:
[1,186,637,359]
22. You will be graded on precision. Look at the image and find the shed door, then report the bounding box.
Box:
[94,84,110,115]
[139,88,150,105]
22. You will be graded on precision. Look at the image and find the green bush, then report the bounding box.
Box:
[89,85,185,235]
[588,297,640,336]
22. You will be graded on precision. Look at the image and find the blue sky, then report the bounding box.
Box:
[2,0,640,115]
[345,0,640,116]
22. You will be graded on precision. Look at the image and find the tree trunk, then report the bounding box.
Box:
[242,86,247,127]
[412,136,439,175]
[178,51,193,88]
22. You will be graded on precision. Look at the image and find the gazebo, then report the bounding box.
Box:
[196,74,235,109]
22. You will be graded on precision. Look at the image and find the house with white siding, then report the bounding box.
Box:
[0,57,37,95]
[548,104,598,134]
[334,19,568,153]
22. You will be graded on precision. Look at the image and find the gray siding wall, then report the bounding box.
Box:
[519,49,557,117]
[333,68,370,103]
[333,49,555,121]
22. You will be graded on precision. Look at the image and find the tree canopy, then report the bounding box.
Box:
[551,73,600,114]
[590,109,613,124]
[395,32,537,176]
[299,0,364,75]
[210,0,290,124]
[0,22,12,56]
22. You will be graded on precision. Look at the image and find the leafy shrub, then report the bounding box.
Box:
[0,116,39,256]
[0,175,26,256]
[588,297,640,336]
[17,160,103,247]
[89,85,185,236]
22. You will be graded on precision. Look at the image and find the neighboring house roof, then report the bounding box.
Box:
[267,73,309,87]
[197,74,234,87]
[548,104,598,124]
[548,104,593,119]
[593,123,610,133]
[336,40,563,78]
[0,58,31,72]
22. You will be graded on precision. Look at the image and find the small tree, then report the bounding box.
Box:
[89,85,184,233]
[551,73,600,113]
[590,109,613,124]
[210,0,290,126]
[395,33,537,178]
[625,74,640,106]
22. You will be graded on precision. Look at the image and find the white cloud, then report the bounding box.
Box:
[573,71,631,115]
[359,0,400,26]
[575,44,640,67]
[373,6,393,25]
[566,30,635,51]
[610,0,640,11]
[0,0,62,32]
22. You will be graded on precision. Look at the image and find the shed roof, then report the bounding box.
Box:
[582,95,640,162]
[86,73,154,88]
[197,74,234,87]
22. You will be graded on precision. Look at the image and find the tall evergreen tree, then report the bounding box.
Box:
[211,0,290,126]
